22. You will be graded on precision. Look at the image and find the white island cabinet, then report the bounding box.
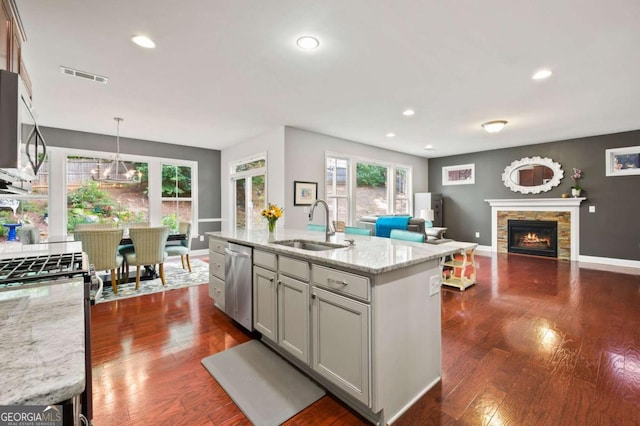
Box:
[208,229,460,425]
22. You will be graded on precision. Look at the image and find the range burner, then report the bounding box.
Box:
[0,252,87,287]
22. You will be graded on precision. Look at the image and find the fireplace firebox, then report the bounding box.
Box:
[508,219,558,258]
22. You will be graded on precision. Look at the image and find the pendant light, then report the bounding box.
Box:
[91,117,140,185]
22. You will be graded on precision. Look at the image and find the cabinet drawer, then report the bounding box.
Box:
[279,256,309,282]
[209,238,226,254]
[209,275,225,309]
[312,265,370,302]
[254,249,277,270]
[209,251,225,280]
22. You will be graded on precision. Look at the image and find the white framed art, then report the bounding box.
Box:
[442,163,475,185]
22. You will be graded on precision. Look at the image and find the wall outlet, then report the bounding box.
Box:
[429,275,441,296]
[199,235,204,242]
[589,205,596,213]
[475,232,480,238]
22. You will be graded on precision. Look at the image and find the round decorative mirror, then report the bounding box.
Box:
[502,157,564,194]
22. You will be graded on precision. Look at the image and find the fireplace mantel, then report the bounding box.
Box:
[485,198,586,261]
[486,198,586,208]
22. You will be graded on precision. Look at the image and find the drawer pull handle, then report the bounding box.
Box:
[328,278,348,286]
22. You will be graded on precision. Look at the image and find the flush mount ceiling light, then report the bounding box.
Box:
[91,118,141,186]
[296,36,320,50]
[424,144,434,150]
[532,69,552,80]
[481,120,508,133]
[386,132,396,138]
[402,109,415,116]
[131,35,156,48]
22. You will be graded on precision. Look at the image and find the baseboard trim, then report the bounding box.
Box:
[475,245,492,254]
[191,248,208,257]
[579,255,640,270]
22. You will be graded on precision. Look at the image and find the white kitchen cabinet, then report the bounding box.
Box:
[208,239,226,310]
[253,250,310,364]
[253,265,277,341]
[311,285,370,406]
[277,274,309,363]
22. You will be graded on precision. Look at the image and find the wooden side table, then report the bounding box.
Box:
[440,241,477,291]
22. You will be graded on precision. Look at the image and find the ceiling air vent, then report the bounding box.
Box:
[59,66,108,84]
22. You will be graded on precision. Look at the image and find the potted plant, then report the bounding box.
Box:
[571,168,583,197]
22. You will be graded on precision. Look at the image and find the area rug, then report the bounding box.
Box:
[201,340,325,425]
[96,258,209,303]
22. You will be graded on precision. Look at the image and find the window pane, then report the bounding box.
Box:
[326,158,348,196]
[161,200,192,233]
[251,175,266,229]
[235,178,246,229]
[328,197,348,225]
[395,167,409,214]
[161,165,192,198]
[67,156,148,233]
[355,163,388,218]
[235,159,265,173]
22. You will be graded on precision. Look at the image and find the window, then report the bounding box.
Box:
[231,155,267,230]
[326,153,412,225]
[326,157,349,226]
[161,164,193,232]
[0,157,49,242]
[66,155,148,233]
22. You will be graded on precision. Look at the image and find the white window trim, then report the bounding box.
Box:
[230,152,268,230]
[47,146,199,237]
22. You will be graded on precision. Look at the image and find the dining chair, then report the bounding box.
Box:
[124,226,170,289]
[74,228,124,293]
[344,226,371,236]
[75,222,117,230]
[389,229,425,243]
[164,222,192,272]
[306,224,326,232]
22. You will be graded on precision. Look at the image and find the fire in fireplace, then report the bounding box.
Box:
[508,219,558,258]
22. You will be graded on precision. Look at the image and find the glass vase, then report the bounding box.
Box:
[268,220,277,233]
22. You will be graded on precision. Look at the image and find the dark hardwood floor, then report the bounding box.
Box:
[90,254,640,425]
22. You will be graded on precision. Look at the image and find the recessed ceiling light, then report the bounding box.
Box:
[481,120,508,133]
[402,109,415,116]
[132,35,155,49]
[296,36,320,50]
[424,144,434,150]
[532,69,552,80]
[386,132,396,138]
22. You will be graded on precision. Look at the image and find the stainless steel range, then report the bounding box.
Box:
[0,242,93,425]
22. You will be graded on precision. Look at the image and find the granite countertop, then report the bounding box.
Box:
[208,228,464,274]
[0,279,86,405]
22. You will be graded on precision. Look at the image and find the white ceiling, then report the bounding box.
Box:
[16,0,640,158]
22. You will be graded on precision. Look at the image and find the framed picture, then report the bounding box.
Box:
[294,181,318,205]
[606,146,640,176]
[442,163,475,185]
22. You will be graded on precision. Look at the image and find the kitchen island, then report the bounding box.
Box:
[208,229,460,425]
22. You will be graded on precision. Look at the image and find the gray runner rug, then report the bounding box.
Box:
[201,340,325,425]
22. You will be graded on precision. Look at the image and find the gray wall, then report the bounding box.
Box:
[428,130,640,261]
[41,126,221,251]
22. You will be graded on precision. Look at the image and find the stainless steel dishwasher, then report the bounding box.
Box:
[224,242,253,331]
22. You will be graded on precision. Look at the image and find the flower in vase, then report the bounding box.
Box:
[571,168,583,190]
[261,203,284,231]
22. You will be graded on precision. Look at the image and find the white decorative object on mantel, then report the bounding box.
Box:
[485,198,586,261]
[501,156,564,194]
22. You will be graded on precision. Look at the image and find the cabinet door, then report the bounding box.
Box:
[253,266,277,341]
[0,1,9,71]
[311,286,370,406]
[209,275,225,310]
[277,274,309,364]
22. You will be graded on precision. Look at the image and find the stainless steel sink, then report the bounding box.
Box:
[271,239,348,251]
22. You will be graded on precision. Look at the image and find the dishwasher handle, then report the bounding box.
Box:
[224,248,252,258]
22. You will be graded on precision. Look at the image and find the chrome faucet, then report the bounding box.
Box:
[309,199,335,242]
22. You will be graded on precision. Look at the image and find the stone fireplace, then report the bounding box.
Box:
[485,198,585,261]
